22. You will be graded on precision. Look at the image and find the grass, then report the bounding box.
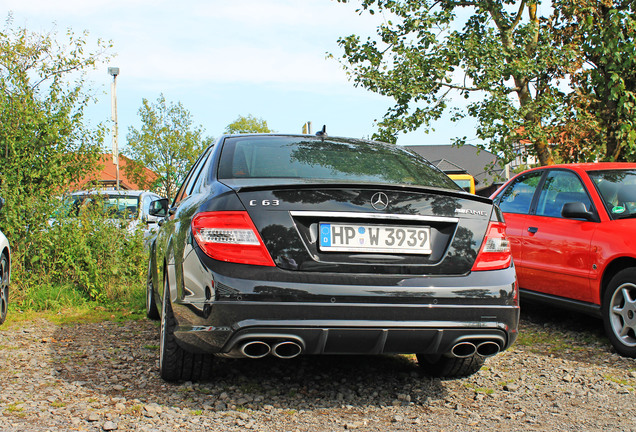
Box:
[126,405,144,416]
[10,279,144,315]
[2,305,145,328]
[2,279,146,328]
[464,383,495,394]
[6,402,24,413]
[14,282,96,311]
[604,375,635,388]
[516,329,580,354]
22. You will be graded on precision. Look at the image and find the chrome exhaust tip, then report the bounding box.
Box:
[451,341,477,358]
[476,341,501,357]
[271,341,302,359]
[240,341,271,359]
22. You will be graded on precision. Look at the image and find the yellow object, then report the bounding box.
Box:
[449,174,475,194]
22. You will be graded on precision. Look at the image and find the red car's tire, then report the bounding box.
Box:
[603,268,636,358]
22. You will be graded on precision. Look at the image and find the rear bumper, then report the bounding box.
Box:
[174,306,517,357]
[170,266,519,357]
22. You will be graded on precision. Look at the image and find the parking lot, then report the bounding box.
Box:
[1,303,635,432]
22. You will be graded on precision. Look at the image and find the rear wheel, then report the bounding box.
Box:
[146,260,159,320]
[602,268,636,358]
[159,276,214,382]
[416,354,484,378]
[0,253,8,325]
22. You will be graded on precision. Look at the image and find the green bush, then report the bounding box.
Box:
[9,204,147,311]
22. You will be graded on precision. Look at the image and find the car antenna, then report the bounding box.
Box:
[315,125,327,139]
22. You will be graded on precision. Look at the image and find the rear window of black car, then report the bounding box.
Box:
[217,136,460,190]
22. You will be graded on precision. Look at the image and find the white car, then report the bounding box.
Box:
[51,189,165,241]
[0,197,10,325]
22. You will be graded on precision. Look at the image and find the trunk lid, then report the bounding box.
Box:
[222,180,493,275]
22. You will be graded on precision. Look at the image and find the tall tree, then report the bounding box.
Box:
[554,0,636,162]
[224,114,273,134]
[125,94,212,200]
[0,18,109,240]
[334,0,580,165]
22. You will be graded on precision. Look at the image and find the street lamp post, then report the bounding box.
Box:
[108,66,120,190]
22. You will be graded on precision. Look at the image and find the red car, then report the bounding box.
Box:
[491,162,636,357]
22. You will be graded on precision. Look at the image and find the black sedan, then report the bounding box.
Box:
[146,134,519,382]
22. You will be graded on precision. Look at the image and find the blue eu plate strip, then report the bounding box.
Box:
[319,223,331,247]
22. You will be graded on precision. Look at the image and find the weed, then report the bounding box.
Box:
[6,402,24,413]
[126,404,144,416]
[465,383,495,394]
[604,375,634,388]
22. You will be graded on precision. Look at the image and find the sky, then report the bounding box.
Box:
[1,0,481,152]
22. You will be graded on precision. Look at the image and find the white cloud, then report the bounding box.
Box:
[4,1,469,145]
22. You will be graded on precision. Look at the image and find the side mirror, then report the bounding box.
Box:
[149,198,169,218]
[562,202,596,222]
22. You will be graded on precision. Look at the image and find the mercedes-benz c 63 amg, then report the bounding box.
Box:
[146,133,519,382]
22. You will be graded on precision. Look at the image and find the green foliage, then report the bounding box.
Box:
[11,205,147,310]
[0,17,110,243]
[0,18,131,312]
[124,94,212,200]
[334,0,633,166]
[224,114,273,134]
[554,0,636,162]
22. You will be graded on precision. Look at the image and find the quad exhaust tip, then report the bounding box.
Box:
[451,340,501,358]
[238,340,303,359]
[240,341,271,359]
[451,341,477,358]
[476,341,501,357]
[272,341,302,359]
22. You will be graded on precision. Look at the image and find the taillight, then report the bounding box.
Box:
[471,221,511,271]
[192,211,275,267]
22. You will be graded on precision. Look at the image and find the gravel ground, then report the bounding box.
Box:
[1,303,635,432]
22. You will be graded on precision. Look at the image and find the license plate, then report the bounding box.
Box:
[319,223,432,254]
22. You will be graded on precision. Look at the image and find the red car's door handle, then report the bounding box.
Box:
[528,227,538,234]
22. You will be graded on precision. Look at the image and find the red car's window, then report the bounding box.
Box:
[535,171,591,218]
[589,169,636,219]
[498,172,543,214]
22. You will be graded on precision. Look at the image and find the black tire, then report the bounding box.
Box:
[416,353,485,378]
[602,268,636,358]
[0,253,8,325]
[146,260,159,321]
[159,277,214,382]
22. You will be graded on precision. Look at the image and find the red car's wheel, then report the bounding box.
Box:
[603,268,636,358]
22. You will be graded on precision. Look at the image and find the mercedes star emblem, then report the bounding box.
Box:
[371,192,389,211]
